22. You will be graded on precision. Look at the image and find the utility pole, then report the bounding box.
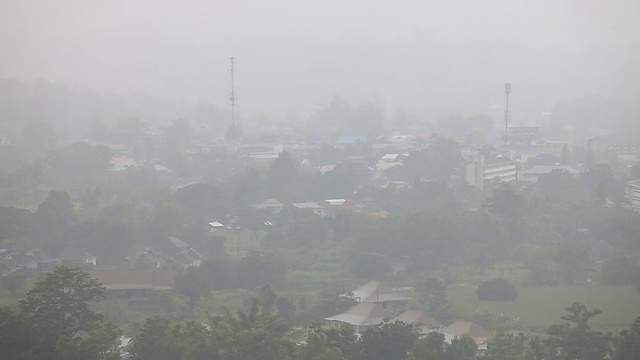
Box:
[229,56,237,140]
[504,83,512,157]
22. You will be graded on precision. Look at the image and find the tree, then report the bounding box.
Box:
[294,330,348,360]
[1,269,26,296]
[485,183,526,221]
[130,317,218,360]
[18,266,118,359]
[211,299,294,360]
[598,256,640,285]
[55,321,123,360]
[257,283,278,314]
[22,121,56,157]
[409,331,445,360]
[34,190,75,252]
[443,334,477,360]
[0,307,33,359]
[361,321,419,360]
[476,279,518,301]
[483,330,535,360]
[416,277,452,322]
[544,302,613,360]
[614,316,640,360]
[175,266,209,313]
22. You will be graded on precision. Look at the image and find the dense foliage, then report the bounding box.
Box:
[476,279,518,301]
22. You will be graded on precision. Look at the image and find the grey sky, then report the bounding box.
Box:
[1,0,638,120]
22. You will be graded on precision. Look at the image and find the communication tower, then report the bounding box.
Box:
[229,56,237,140]
[504,83,512,155]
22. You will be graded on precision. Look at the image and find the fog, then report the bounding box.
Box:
[2,0,639,122]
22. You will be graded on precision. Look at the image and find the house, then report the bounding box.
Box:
[169,247,203,269]
[163,236,190,258]
[0,258,20,276]
[345,280,410,313]
[3,253,37,270]
[323,302,391,334]
[109,157,137,171]
[393,309,442,335]
[440,320,491,350]
[59,247,97,269]
[122,250,163,269]
[208,222,225,232]
[25,249,59,271]
[88,268,176,307]
[292,202,326,217]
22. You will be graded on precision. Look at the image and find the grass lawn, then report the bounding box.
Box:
[448,284,640,332]
[221,230,265,258]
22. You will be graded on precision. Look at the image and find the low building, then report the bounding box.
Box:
[323,302,391,334]
[393,309,442,335]
[59,247,97,269]
[441,320,491,350]
[250,199,286,213]
[517,165,579,182]
[345,280,410,313]
[88,268,176,308]
[292,202,326,217]
[109,157,137,171]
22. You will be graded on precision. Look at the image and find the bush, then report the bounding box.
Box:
[476,278,517,301]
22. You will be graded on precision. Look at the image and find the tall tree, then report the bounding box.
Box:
[544,302,613,360]
[18,266,118,359]
[614,316,640,360]
[361,321,419,360]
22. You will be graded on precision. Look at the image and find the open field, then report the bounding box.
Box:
[448,284,640,332]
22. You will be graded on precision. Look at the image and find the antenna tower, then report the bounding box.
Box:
[229,56,237,140]
[504,83,512,155]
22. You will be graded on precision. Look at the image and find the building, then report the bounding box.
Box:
[109,157,137,171]
[345,280,410,313]
[441,320,491,350]
[88,268,176,308]
[517,165,579,182]
[250,199,286,213]
[393,309,442,335]
[323,302,391,333]
[536,139,571,156]
[59,247,96,269]
[466,154,517,190]
[626,179,640,211]
[292,202,326,217]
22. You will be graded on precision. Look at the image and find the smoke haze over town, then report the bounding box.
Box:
[2,0,639,121]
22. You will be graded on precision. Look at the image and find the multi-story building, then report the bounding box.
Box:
[626,179,640,211]
[466,154,517,190]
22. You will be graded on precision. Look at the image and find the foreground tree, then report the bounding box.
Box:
[361,321,419,360]
[18,266,121,359]
[130,317,218,360]
[544,302,613,360]
[614,316,640,360]
[482,330,535,360]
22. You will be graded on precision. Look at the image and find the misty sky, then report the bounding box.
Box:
[1,0,639,122]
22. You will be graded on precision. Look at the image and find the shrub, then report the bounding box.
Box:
[476,278,517,301]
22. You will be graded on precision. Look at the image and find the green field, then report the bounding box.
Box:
[447,284,640,332]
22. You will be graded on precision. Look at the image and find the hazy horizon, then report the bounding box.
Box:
[2,0,639,122]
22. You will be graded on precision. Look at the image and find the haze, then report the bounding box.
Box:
[2,0,639,121]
